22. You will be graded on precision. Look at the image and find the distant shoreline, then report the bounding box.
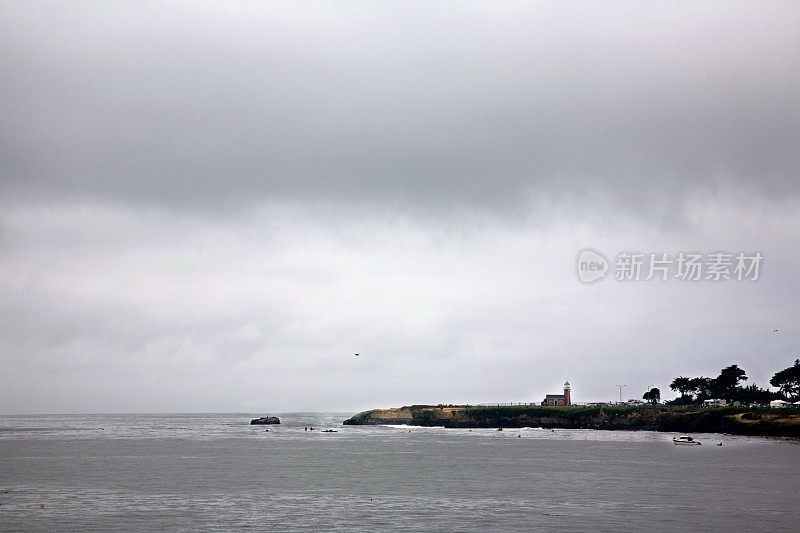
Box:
[343,405,800,438]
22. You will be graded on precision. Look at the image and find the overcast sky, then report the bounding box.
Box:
[1,1,799,414]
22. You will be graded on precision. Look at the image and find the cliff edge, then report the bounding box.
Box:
[343,405,800,438]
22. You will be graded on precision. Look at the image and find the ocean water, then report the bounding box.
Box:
[1,413,798,531]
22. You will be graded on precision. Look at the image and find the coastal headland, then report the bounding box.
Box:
[343,405,800,438]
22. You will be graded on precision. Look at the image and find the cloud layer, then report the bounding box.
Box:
[2,2,798,213]
[1,2,798,413]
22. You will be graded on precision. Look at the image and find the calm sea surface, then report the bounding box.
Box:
[0,413,798,531]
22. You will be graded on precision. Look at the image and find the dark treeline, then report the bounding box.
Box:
[667,360,800,405]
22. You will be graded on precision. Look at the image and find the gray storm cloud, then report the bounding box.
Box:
[0,2,798,413]
[1,2,798,212]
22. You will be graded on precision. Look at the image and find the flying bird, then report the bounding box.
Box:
[772,329,779,333]
[354,353,359,357]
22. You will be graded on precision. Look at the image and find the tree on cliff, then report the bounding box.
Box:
[670,377,692,397]
[642,387,661,404]
[716,365,748,401]
[770,359,800,400]
[688,377,715,401]
[737,384,780,405]
[668,364,777,405]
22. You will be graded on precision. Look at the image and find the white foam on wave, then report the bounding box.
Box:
[381,424,446,429]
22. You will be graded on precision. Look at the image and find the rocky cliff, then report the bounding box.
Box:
[344,405,800,437]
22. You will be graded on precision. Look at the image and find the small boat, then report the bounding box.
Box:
[673,435,701,445]
[322,429,337,433]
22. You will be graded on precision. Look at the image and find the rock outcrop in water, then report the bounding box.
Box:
[343,405,800,437]
[250,416,281,425]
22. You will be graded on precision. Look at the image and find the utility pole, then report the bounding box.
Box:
[615,384,627,404]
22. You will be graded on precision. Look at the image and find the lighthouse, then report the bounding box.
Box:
[542,380,573,406]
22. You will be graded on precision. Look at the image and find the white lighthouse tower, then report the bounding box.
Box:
[563,381,571,406]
